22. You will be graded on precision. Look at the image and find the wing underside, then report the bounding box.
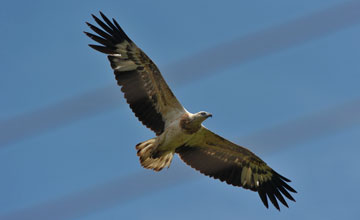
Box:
[176,127,296,210]
[85,12,185,135]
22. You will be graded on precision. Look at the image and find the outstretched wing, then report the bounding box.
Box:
[176,127,296,210]
[85,12,186,135]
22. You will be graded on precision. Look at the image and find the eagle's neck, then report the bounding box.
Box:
[179,113,202,134]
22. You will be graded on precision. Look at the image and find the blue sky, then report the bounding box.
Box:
[1,0,360,219]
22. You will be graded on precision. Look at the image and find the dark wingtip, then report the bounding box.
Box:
[88,44,114,54]
[84,31,94,40]
[112,18,122,32]
[91,13,98,20]
[273,187,289,208]
[99,11,106,18]
[85,22,99,31]
[274,170,291,182]
[258,191,269,209]
[283,182,297,193]
[267,193,280,211]
[257,171,297,210]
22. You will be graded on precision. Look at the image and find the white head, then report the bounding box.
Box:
[192,111,212,124]
[180,111,213,134]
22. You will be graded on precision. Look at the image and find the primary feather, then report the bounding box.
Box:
[85,12,185,135]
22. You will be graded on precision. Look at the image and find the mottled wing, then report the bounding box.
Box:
[85,12,186,135]
[176,127,296,210]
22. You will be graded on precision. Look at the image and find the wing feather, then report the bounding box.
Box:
[85,12,186,135]
[176,127,296,210]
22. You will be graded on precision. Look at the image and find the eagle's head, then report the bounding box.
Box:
[194,111,212,123]
[180,111,212,134]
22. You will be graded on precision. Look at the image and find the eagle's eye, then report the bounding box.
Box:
[201,112,207,116]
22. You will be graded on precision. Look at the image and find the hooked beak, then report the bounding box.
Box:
[207,113,213,118]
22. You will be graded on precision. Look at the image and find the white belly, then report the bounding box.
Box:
[157,119,192,152]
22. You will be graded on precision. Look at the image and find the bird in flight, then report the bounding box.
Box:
[85,12,296,210]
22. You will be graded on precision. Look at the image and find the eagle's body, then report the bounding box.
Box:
[137,112,212,171]
[85,12,297,211]
[157,113,199,151]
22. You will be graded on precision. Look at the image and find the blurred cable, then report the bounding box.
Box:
[0,163,197,220]
[1,97,360,220]
[0,86,120,147]
[166,0,360,85]
[1,0,360,148]
[244,98,360,155]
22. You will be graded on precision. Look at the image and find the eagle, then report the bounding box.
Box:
[85,12,296,210]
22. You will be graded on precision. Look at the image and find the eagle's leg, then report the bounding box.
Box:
[136,138,174,171]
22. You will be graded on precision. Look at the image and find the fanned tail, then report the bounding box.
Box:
[136,139,174,171]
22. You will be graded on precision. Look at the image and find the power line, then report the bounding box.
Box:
[1,98,360,220]
[166,0,360,85]
[0,163,197,220]
[0,86,119,147]
[1,0,360,148]
[243,98,360,155]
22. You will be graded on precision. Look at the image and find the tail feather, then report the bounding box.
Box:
[136,139,174,171]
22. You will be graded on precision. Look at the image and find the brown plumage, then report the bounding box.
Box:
[85,12,185,135]
[176,127,296,210]
[85,12,296,211]
[179,114,202,134]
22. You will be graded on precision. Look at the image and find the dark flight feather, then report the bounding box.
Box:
[85,12,185,135]
[176,128,297,210]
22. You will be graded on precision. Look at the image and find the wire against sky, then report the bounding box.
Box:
[242,98,360,155]
[1,0,360,148]
[0,163,198,220]
[2,97,360,220]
